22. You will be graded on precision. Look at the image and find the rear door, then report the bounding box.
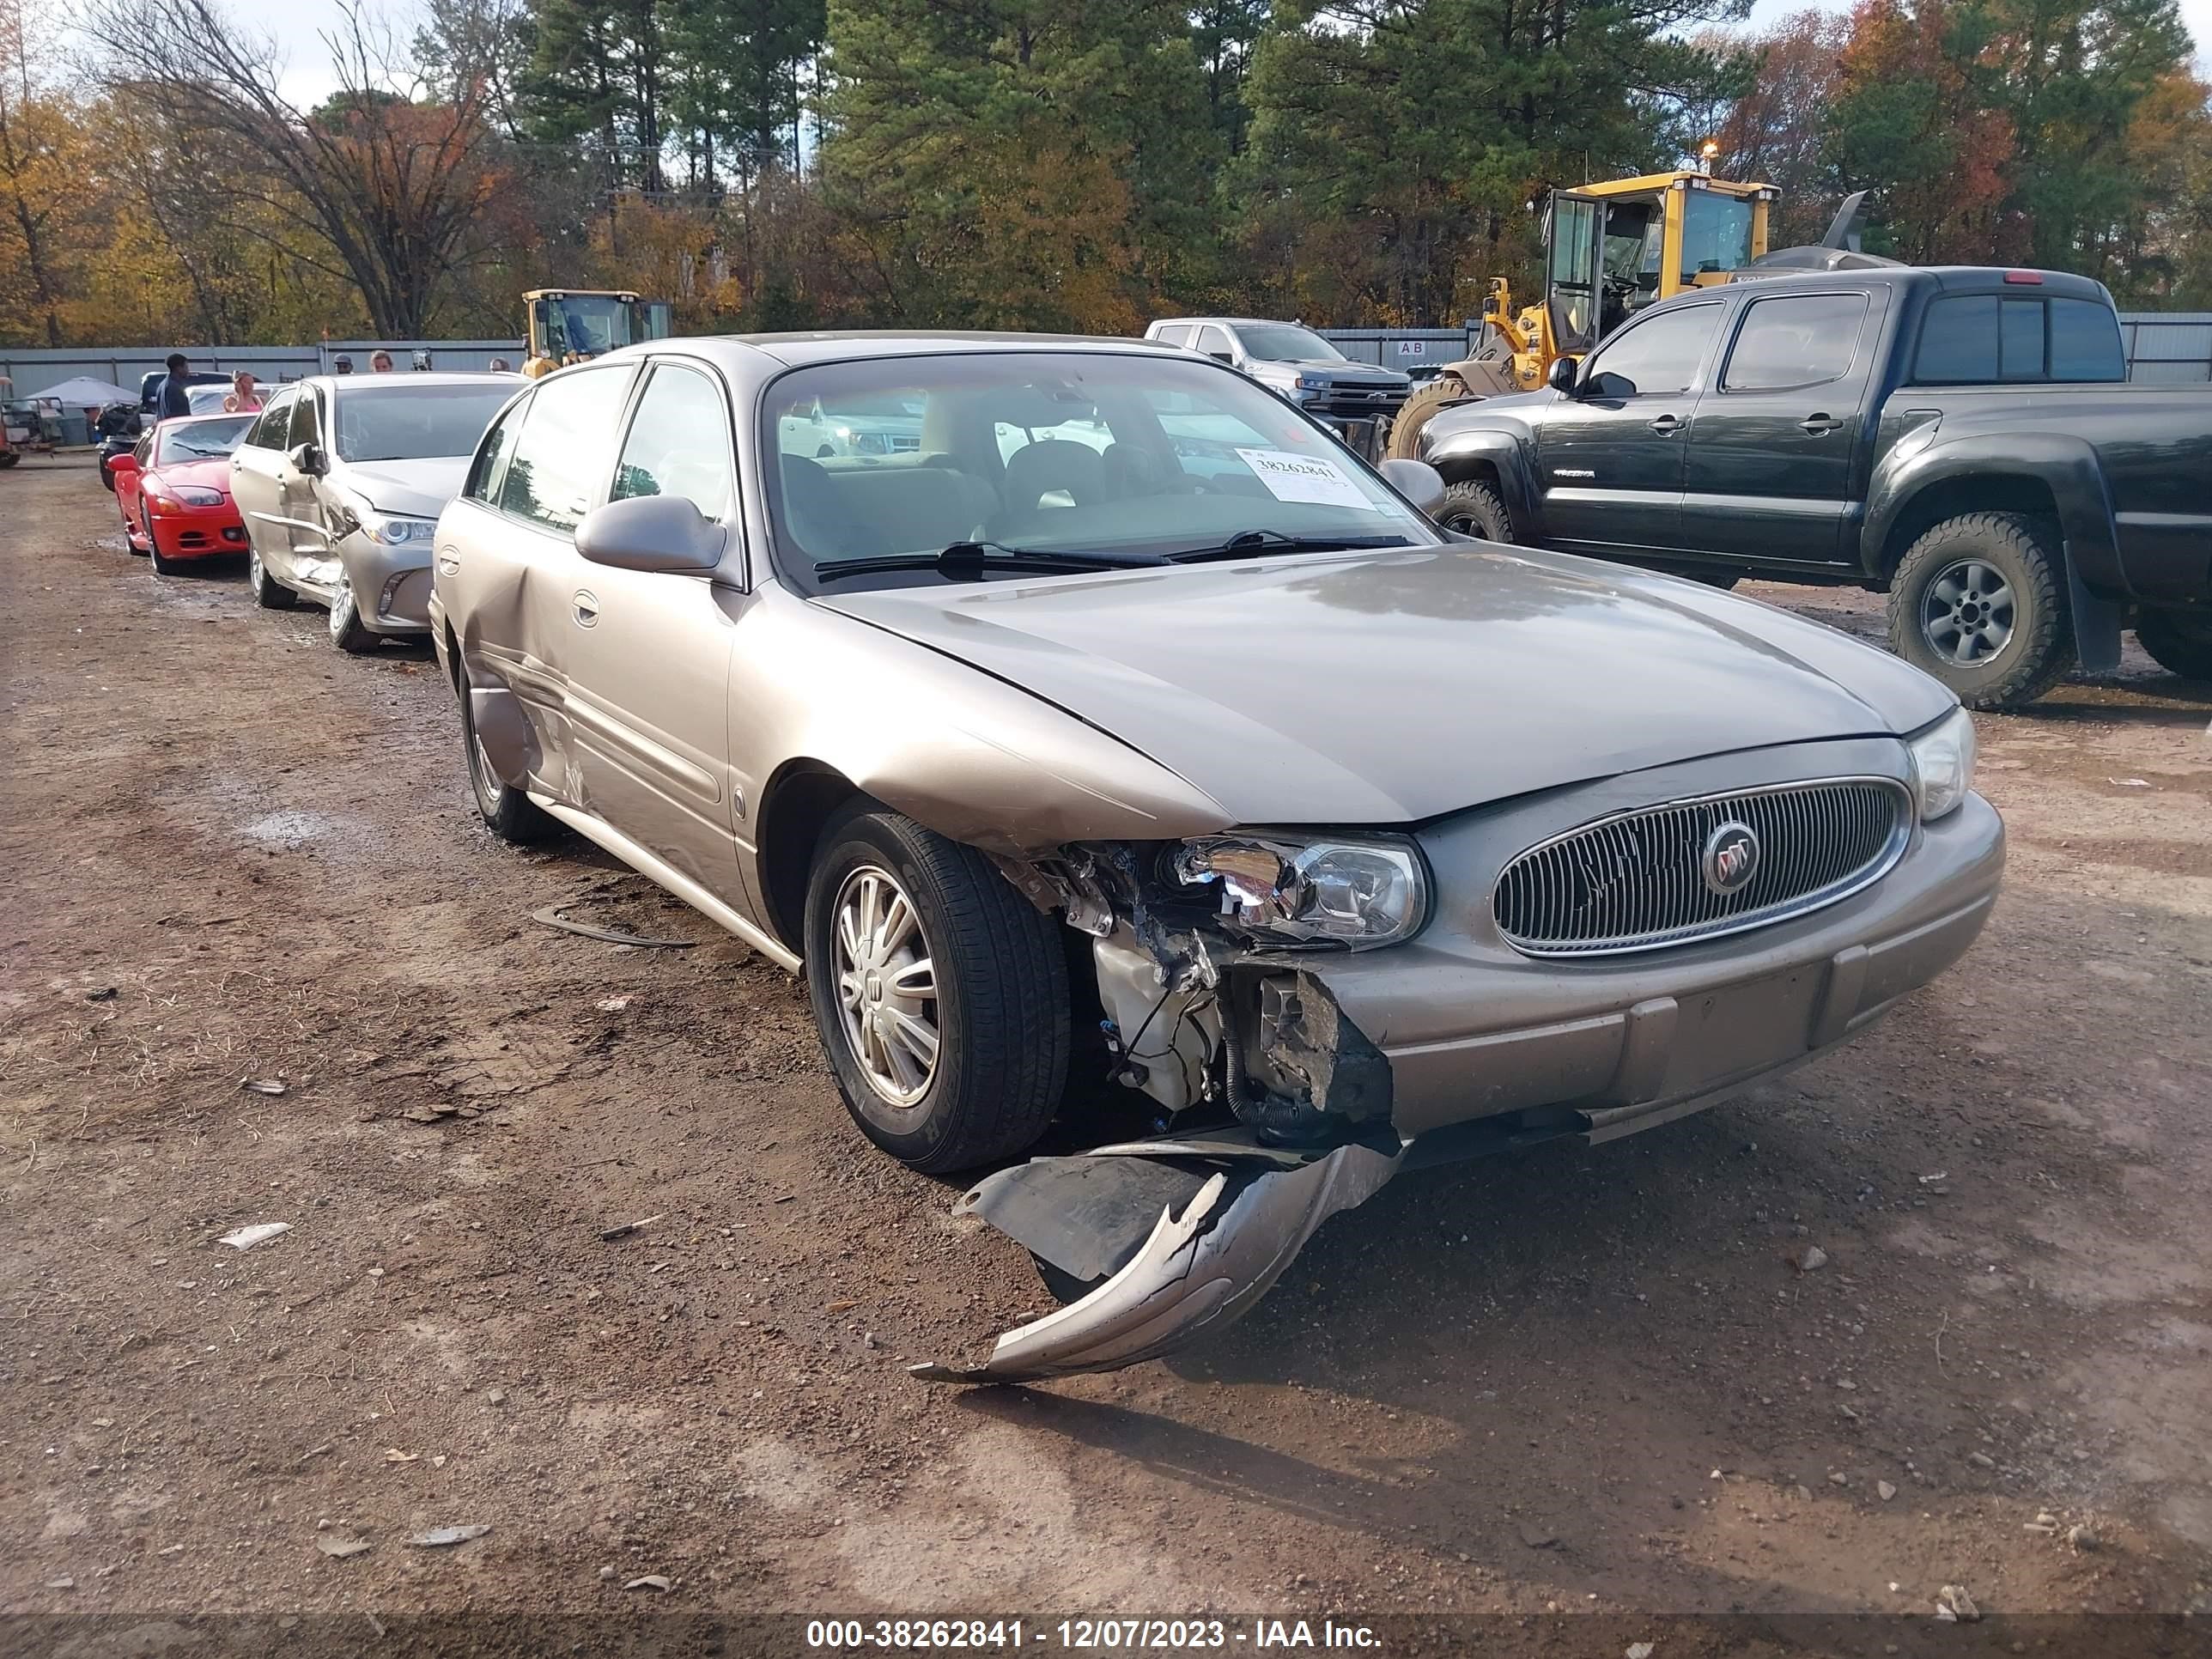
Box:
[1535,301,1725,554]
[229,388,297,563]
[1679,287,1887,566]
[552,357,747,901]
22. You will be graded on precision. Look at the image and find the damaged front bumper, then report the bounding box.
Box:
[909,1132,1404,1384]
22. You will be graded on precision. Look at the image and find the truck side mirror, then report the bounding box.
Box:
[1547,356,1581,395]
[1206,350,1234,364]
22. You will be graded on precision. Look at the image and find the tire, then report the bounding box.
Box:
[1887,512,2073,711]
[1436,478,1514,543]
[328,586,380,654]
[804,804,1069,1174]
[249,543,298,609]
[149,528,185,576]
[460,676,560,845]
[1383,377,1477,462]
[2135,607,2212,682]
[0,450,18,469]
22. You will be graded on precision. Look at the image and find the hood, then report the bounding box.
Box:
[1253,358,1411,386]
[334,456,470,520]
[814,545,1953,825]
[155,458,234,494]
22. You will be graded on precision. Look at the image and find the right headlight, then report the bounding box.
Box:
[1172,833,1430,951]
[1907,706,1978,821]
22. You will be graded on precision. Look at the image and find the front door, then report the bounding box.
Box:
[230,387,298,568]
[1679,288,1887,566]
[1535,301,1726,556]
[552,359,747,902]
[280,386,343,593]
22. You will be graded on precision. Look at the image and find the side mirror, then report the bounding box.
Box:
[1206,350,1234,364]
[1546,356,1581,395]
[287,441,325,476]
[1376,458,1447,517]
[575,493,726,574]
[109,453,141,475]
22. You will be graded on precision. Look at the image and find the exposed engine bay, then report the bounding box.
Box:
[916,839,1438,1385]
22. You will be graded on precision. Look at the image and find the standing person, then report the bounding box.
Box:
[223,371,263,413]
[369,350,395,373]
[332,355,355,375]
[487,357,512,373]
[156,354,192,421]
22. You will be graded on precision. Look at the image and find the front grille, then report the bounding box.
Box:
[1492,778,1911,957]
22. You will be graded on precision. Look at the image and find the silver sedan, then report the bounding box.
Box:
[428,333,2002,1382]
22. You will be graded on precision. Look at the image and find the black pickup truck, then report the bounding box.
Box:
[1414,265,2212,707]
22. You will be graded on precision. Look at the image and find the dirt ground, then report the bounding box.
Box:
[4,452,2210,1645]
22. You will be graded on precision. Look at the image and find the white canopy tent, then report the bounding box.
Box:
[27,375,142,407]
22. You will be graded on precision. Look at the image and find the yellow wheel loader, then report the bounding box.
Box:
[1386,175,1881,459]
[521,289,676,378]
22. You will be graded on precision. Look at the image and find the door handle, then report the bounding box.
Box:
[1647,413,1684,434]
[573,590,599,628]
[1799,414,1842,435]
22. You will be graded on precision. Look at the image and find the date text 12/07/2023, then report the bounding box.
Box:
[803,1619,1382,1649]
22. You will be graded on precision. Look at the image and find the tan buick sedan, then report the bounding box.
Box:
[430,334,2002,1382]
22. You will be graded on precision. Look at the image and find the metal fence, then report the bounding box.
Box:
[0,341,526,403]
[5,313,2208,401]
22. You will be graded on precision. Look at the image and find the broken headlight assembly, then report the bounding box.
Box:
[1906,706,1977,821]
[1172,834,1429,951]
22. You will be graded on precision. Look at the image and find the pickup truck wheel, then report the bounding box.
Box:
[2136,608,2212,680]
[805,805,1069,1175]
[1888,512,2073,710]
[1436,480,1514,543]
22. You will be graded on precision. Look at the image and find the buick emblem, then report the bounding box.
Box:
[1702,820,1761,895]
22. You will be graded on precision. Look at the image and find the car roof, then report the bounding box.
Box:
[1648,264,2112,308]
[1151,318,1307,331]
[545,333,1188,392]
[312,371,526,392]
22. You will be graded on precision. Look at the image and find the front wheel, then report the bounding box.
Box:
[804,805,1069,1174]
[250,544,299,609]
[147,512,183,576]
[2136,608,2212,681]
[1887,512,2073,710]
[1435,479,1514,543]
[328,586,380,654]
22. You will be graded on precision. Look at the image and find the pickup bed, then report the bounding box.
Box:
[1414,265,2212,707]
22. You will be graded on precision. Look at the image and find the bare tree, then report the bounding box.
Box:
[85,0,509,335]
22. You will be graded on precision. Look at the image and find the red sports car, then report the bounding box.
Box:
[112,413,258,574]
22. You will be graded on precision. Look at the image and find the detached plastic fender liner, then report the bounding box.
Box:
[908,1137,1406,1385]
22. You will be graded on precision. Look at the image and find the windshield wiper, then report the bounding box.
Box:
[1164,529,1413,563]
[813,540,1167,584]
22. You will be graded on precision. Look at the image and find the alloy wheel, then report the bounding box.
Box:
[830,865,940,1108]
[1921,557,2016,665]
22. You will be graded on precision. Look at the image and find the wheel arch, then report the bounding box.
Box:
[1423,428,1540,533]
[755,760,866,955]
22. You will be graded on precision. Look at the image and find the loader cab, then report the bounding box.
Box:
[522,290,675,379]
[1543,173,1772,361]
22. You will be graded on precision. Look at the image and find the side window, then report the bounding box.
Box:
[1721,293,1870,392]
[1913,295,1999,383]
[497,367,629,534]
[1582,303,1724,397]
[133,433,154,465]
[289,390,321,450]
[245,389,295,448]
[465,396,526,503]
[2050,297,2124,381]
[1155,324,1194,348]
[611,363,736,520]
[1194,325,1237,361]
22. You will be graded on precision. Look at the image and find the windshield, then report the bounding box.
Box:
[1681,191,1754,281]
[763,351,1435,591]
[541,295,636,359]
[331,383,518,463]
[1234,325,1345,363]
[155,416,253,464]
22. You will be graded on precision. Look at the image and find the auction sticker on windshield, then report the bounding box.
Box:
[1234,447,1372,510]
